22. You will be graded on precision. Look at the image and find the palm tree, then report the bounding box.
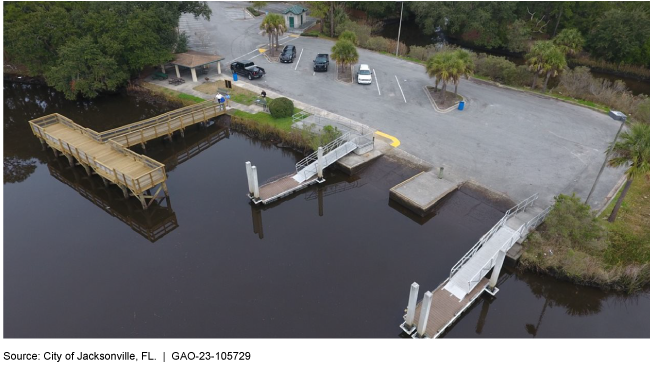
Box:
[271,14,286,55]
[553,28,584,56]
[331,39,358,79]
[339,30,357,45]
[260,15,275,56]
[451,49,474,96]
[526,41,554,90]
[426,51,455,103]
[541,46,567,93]
[606,123,650,222]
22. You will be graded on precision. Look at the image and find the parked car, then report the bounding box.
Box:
[313,54,329,72]
[357,64,372,84]
[230,60,265,80]
[280,45,296,63]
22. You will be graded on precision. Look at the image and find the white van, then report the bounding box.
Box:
[357,64,372,84]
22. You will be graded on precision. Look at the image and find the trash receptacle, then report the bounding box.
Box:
[233,73,238,82]
[458,101,465,110]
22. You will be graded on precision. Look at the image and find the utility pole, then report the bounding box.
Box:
[396,2,404,57]
[585,117,626,205]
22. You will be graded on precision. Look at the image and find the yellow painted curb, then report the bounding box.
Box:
[375,131,400,147]
[259,48,266,53]
[289,34,300,38]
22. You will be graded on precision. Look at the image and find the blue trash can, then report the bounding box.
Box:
[458,101,465,110]
[233,73,238,82]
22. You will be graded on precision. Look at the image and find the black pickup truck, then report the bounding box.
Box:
[313,54,329,72]
[230,60,265,80]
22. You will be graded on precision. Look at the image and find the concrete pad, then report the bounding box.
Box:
[336,149,383,175]
[389,171,459,216]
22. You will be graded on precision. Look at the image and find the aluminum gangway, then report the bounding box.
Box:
[401,193,553,338]
[246,132,373,205]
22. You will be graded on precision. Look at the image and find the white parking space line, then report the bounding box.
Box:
[295,49,303,70]
[231,49,261,63]
[395,75,407,103]
[373,69,381,96]
[232,36,293,63]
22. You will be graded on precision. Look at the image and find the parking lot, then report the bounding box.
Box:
[177,2,626,210]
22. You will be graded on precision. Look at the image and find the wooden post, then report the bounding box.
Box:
[404,282,420,331]
[416,291,433,338]
[245,161,254,196]
[251,166,260,199]
[488,250,507,294]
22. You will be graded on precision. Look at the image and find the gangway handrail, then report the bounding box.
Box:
[465,204,552,291]
[449,193,539,278]
[295,132,351,173]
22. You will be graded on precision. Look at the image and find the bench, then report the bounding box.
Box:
[152,72,168,80]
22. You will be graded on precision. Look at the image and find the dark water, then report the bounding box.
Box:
[382,20,650,96]
[4,82,650,338]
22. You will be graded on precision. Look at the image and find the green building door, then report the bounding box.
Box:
[289,17,294,28]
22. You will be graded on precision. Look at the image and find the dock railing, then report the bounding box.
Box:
[465,204,552,291]
[449,193,539,278]
[295,132,352,173]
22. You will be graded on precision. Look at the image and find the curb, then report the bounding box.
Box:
[596,174,628,217]
[423,86,464,114]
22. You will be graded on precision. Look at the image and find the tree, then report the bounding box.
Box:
[3,2,212,99]
[307,1,329,33]
[553,28,584,56]
[506,19,532,53]
[540,46,567,93]
[526,41,554,90]
[587,9,650,66]
[260,14,276,56]
[45,36,128,99]
[450,50,475,96]
[606,123,650,222]
[271,13,286,54]
[331,40,358,77]
[426,51,455,103]
[339,30,357,45]
[251,1,267,11]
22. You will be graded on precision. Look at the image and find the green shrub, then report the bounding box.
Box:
[339,30,357,45]
[336,21,372,46]
[268,97,294,118]
[474,53,518,84]
[507,65,534,87]
[365,36,390,52]
[246,7,261,16]
[302,31,319,37]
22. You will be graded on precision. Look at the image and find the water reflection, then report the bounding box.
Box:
[46,153,178,243]
[249,173,366,239]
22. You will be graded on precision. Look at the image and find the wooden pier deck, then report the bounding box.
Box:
[412,278,489,338]
[29,101,226,209]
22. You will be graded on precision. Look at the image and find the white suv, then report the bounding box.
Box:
[357,64,372,84]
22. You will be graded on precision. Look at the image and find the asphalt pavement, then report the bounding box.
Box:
[176,1,626,210]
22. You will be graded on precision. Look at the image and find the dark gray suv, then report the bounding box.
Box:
[280,45,296,63]
[313,54,329,71]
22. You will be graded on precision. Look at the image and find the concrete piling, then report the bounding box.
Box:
[404,282,420,331]
[251,165,260,199]
[245,162,254,196]
[438,166,444,179]
[416,291,433,338]
[317,147,324,180]
[488,250,507,294]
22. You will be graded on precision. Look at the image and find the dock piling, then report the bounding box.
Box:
[245,162,254,196]
[487,250,506,295]
[317,147,324,181]
[415,291,433,338]
[251,166,260,199]
[403,282,420,334]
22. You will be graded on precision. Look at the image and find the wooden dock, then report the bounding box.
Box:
[410,278,489,338]
[29,101,226,209]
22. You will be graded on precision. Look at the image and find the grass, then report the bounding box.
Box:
[246,7,261,17]
[194,80,260,105]
[141,82,205,105]
[230,108,301,132]
[599,178,650,266]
